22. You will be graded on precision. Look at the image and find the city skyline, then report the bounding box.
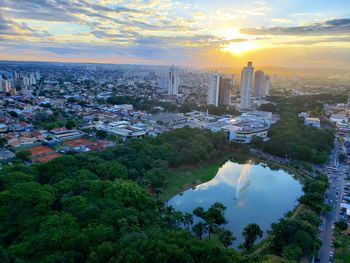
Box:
[0,0,349,68]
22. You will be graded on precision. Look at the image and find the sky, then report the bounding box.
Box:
[0,0,350,68]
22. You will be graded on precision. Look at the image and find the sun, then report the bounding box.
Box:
[221,41,258,55]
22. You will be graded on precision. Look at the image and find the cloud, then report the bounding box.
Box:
[240,18,350,35]
[0,14,52,38]
[282,36,350,45]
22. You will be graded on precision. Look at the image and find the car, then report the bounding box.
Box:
[329,251,334,257]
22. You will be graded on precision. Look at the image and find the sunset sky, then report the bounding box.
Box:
[1,0,350,68]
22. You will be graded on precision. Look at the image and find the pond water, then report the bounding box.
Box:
[167,160,303,247]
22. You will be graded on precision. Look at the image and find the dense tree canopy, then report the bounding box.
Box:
[264,95,335,164]
[0,128,244,263]
[269,174,328,261]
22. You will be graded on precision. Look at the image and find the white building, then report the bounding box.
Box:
[96,121,147,140]
[223,125,269,143]
[240,62,254,109]
[330,114,349,124]
[35,71,41,80]
[49,127,82,140]
[29,73,36,86]
[253,70,264,99]
[23,76,30,88]
[298,112,310,118]
[207,72,220,106]
[1,79,11,93]
[305,117,321,128]
[167,65,180,96]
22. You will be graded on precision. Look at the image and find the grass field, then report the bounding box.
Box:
[334,228,350,263]
[159,160,224,202]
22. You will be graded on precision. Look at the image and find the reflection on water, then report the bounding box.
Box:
[167,160,303,247]
[235,160,252,207]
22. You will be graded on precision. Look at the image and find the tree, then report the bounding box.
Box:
[183,212,194,230]
[144,168,167,190]
[65,120,76,129]
[9,111,18,118]
[173,211,184,226]
[251,137,264,149]
[282,244,302,261]
[96,130,107,139]
[193,202,227,238]
[67,97,76,103]
[334,220,348,231]
[16,150,32,161]
[192,222,206,240]
[0,137,7,147]
[96,161,128,180]
[217,228,236,247]
[241,223,263,251]
[338,153,347,163]
[258,103,278,113]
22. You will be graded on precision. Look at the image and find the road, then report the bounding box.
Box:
[317,138,348,263]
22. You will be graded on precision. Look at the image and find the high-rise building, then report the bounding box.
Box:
[0,75,3,92]
[35,71,41,80]
[157,75,167,91]
[263,75,271,97]
[253,70,264,99]
[1,79,11,93]
[167,65,180,96]
[207,72,220,106]
[240,62,254,109]
[10,87,17,95]
[30,73,36,86]
[219,76,233,106]
[23,76,30,88]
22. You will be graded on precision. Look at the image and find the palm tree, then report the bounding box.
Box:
[173,211,184,226]
[193,202,227,238]
[218,228,236,247]
[192,222,206,240]
[164,206,175,225]
[241,223,263,251]
[183,212,194,230]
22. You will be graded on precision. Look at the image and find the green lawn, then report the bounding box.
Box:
[334,228,350,263]
[159,160,224,201]
[263,255,291,263]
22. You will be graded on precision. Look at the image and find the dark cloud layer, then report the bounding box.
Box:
[0,14,52,38]
[240,18,350,35]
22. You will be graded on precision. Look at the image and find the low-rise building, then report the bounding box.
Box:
[49,127,83,140]
[96,121,147,140]
[145,113,187,127]
[304,117,321,128]
[330,114,348,124]
[0,148,15,160]
[223,125,269,143]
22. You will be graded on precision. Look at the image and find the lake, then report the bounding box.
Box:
[167,160,303,247]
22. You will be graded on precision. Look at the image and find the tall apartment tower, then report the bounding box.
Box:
[167,65,180,96]
[35,71,41,80]
[240,62,254,109]
[29,73,36,86]
[263,75,271,97]
[207,72,220,106]
[253,70,264,99]
[219,76,232,106]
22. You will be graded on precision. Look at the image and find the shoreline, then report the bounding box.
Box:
[161,153,309,202]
